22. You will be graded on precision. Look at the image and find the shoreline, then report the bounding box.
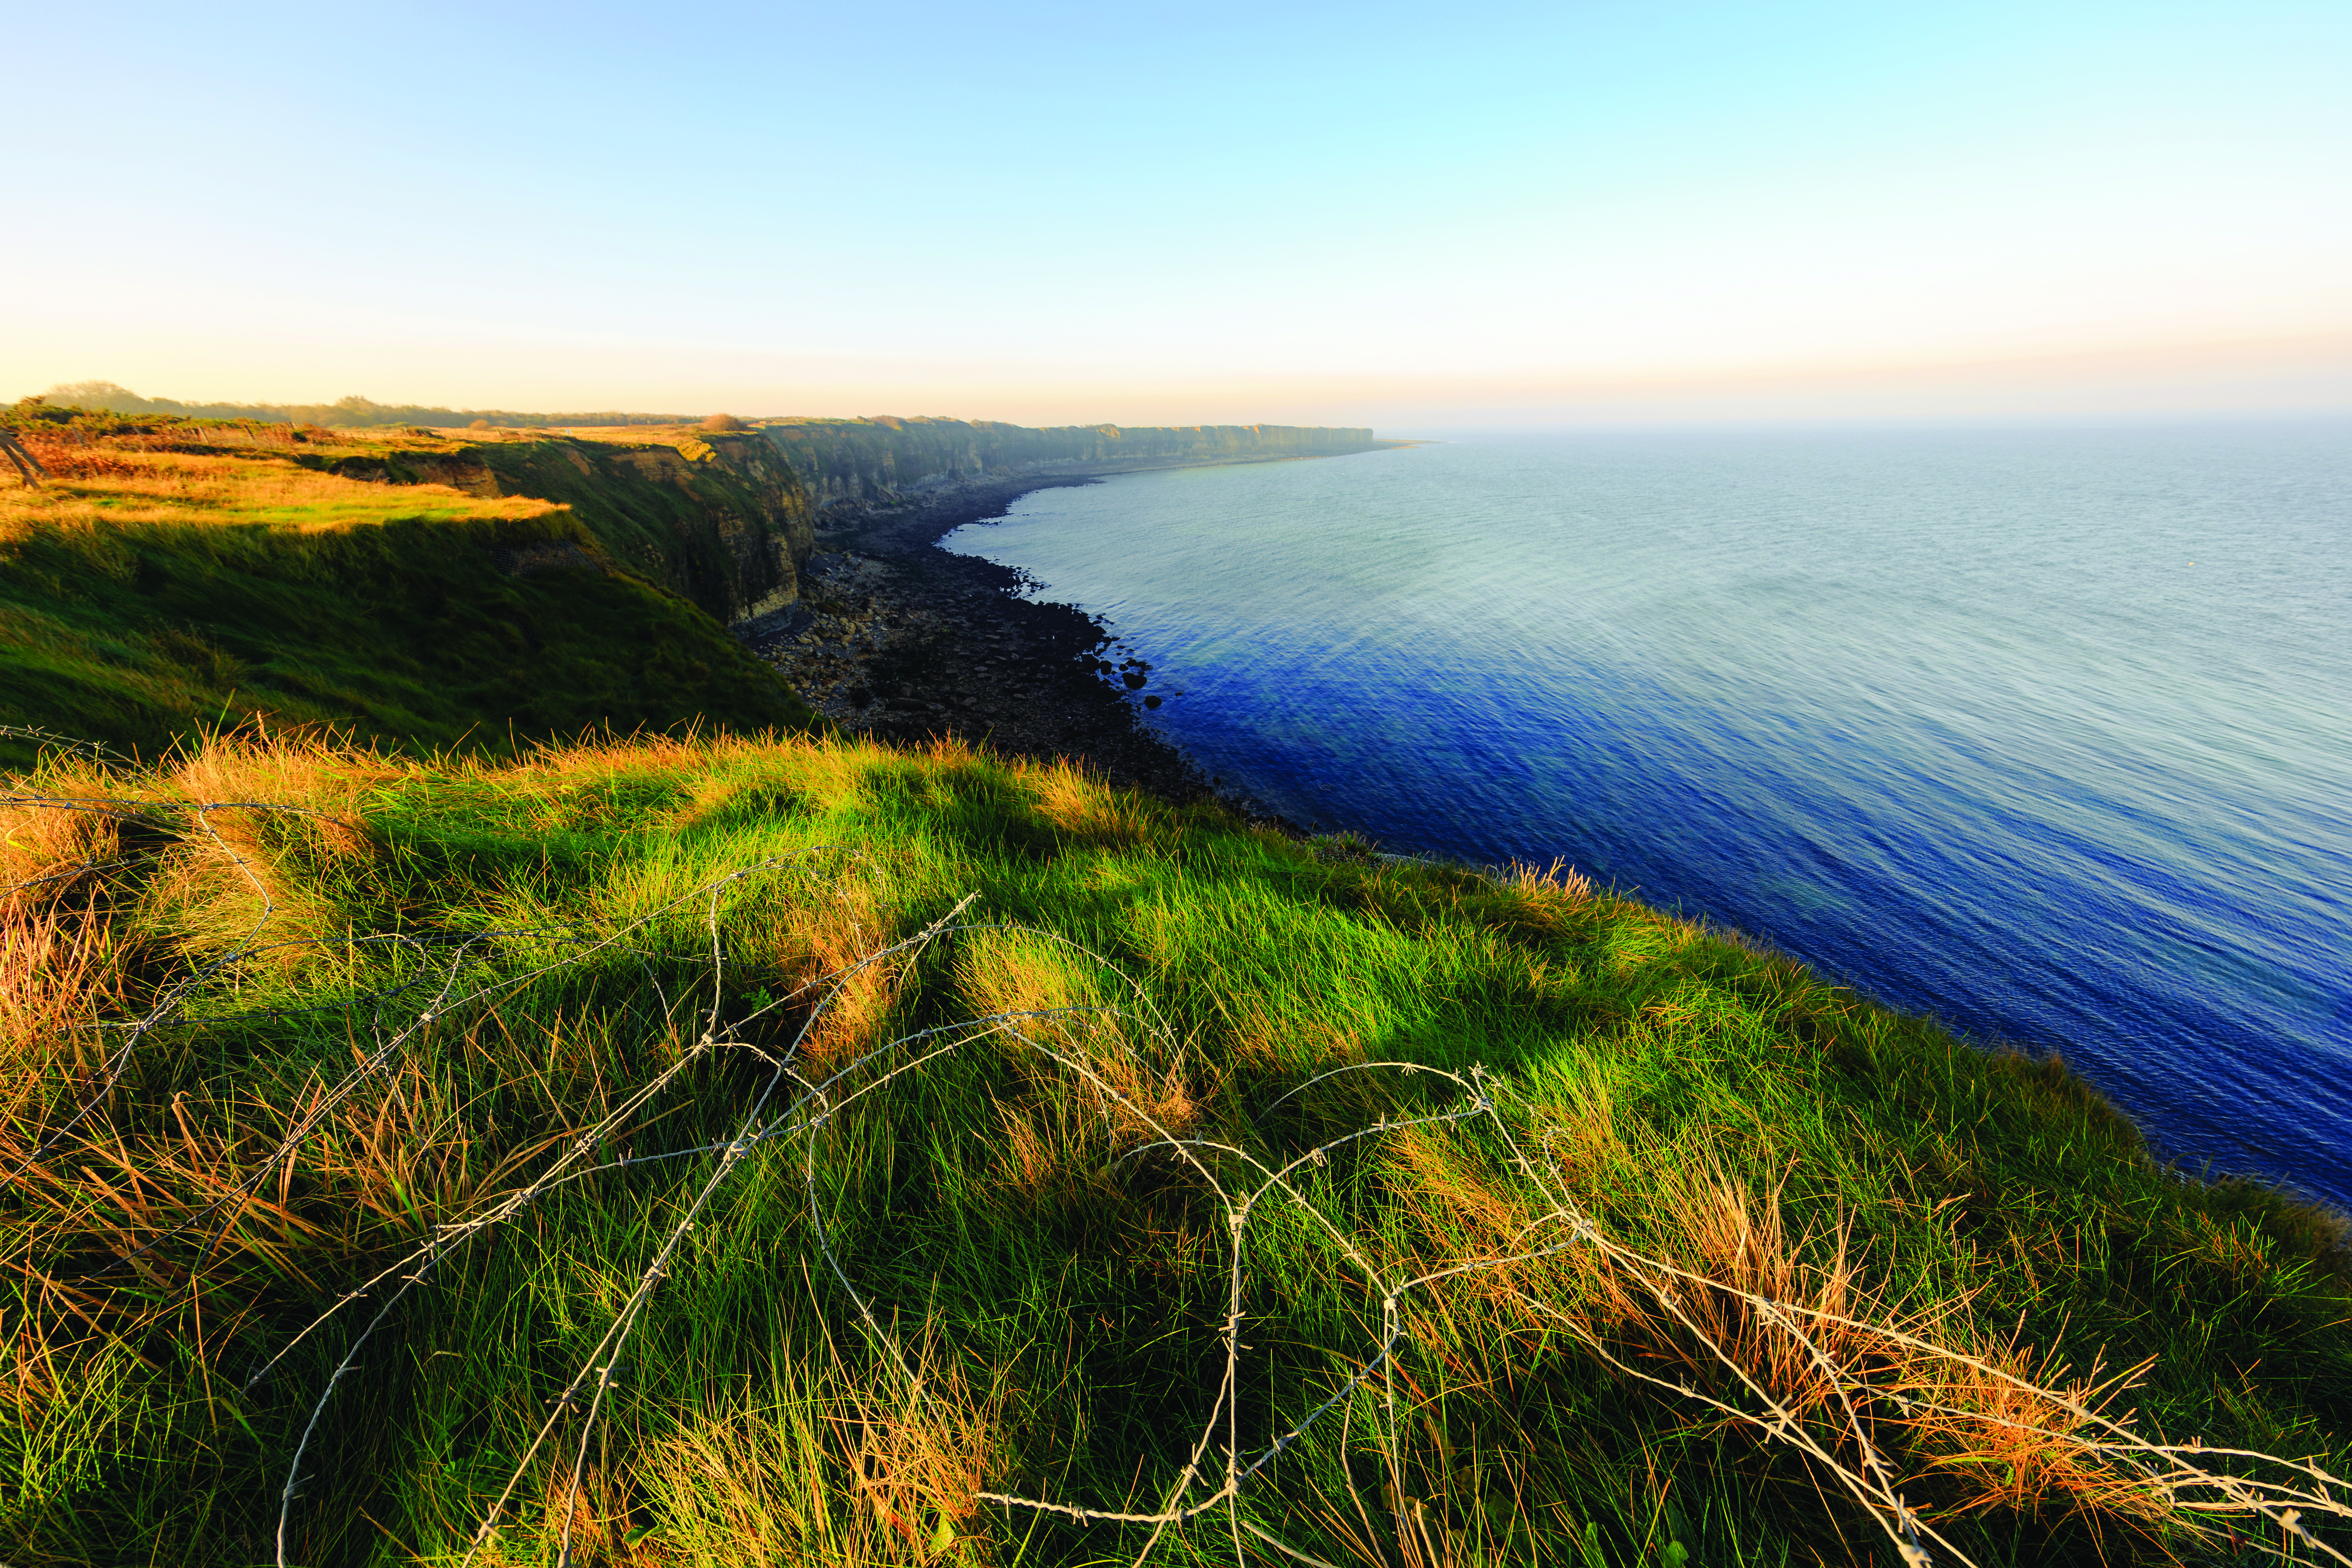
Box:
[737,475,1214,803]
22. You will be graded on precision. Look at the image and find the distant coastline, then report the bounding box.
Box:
[737,446,1395,811]
[0,395,1390,780]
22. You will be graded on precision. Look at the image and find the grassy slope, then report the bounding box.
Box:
[0,416,814,768]
[3,732,2344,1566]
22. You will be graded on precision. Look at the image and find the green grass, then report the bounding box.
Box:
[0,415,816,768]
[4,730,2346,1566]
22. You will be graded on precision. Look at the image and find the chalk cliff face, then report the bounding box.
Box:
[758,418,1385,513]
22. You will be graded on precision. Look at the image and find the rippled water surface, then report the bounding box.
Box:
[945,426,2352,1205]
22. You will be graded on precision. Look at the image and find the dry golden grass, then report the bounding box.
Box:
[0,444,558,539]
[1379,1111,2193,1549]
[2,767,140,1131]
[774,863,903,1071]
[1,771,123,906]
[636,1337,1005,1567]
[1019,754,1166,847]
[956,927,1199,1154]
[561,424,725,447]
[0,897,121,1124]
[1499,856,1597,913]
[953,928,1100,1028]
[130,742,393,974]
[160,732,400,817]
[847,1350,1006,1563]
[1216,992,1368,1074]
[2,740,439,1305]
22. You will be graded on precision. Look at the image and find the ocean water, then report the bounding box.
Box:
[943,425,2352,1208]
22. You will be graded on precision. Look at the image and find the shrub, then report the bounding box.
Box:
[701,412,748,432]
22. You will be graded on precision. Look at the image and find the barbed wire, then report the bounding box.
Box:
[5,750,2346,1566]
[3,778,813,1259]
[0,724,131,764]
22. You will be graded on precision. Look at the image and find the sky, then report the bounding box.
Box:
[7,0,2348,429]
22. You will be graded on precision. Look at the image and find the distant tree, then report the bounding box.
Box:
[701,413,748,432]
[469,418,493,430]
[28,382,695,430]
[42,381,147,412]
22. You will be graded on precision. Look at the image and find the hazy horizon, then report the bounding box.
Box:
[11,1,2346,427]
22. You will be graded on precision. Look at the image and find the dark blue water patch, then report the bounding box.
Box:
[945,424,2352,1208]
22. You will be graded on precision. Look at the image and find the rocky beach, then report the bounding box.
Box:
[734,476,1208,801]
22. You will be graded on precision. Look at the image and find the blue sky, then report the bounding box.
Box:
[9,1,2348,425]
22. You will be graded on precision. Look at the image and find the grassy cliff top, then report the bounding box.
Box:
[0,427,555,537]
[545,422,759,456]
[0,411,815,769]
[5,728,2345,1565]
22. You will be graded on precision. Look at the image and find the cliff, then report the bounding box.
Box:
[12,400,1386,635]
[0,411,817,767]
[755,417,1387,512]
[0,405,1387,765]
[360,418,1385,623]
[447,430,813,623]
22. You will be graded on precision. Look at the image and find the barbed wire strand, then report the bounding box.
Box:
[6,751,2344,1565]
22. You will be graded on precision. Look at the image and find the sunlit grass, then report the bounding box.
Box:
[0,446,558,539]
[0,423,815,769]
[3,729,2345,1565]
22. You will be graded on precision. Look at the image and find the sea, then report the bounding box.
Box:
[942,422,2352,1209]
